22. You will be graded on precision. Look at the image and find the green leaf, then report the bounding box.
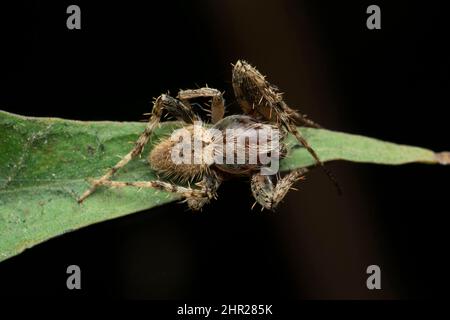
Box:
[0,110,448,262]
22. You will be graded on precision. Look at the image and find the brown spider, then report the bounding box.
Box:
[78,60,339,211]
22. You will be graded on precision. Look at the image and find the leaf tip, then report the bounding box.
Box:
[435,151,450,165]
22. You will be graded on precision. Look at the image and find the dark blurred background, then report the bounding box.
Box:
[0,0,448,299]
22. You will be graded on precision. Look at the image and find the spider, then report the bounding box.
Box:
[77,60,339,210]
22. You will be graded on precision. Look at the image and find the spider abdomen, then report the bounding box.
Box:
[213,115,287,176]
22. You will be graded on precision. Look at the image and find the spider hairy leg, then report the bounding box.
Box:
[232,60,341,194]
[77,94,187,203]
[177,87,225,124]
[90,174,222,211]
[284,119,342,194]
[291,111,323,128]
[251,168,308,211]
[160,94,199,123]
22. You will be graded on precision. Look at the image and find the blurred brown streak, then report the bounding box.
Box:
[205,0,397,299]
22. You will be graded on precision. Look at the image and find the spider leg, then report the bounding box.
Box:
[232,60,341,194]
[78,94,191,203]
[90,173,222,211]
[162,94,200,123]
[251,168,308,211]
[291,112,323,128]
[177,87,225,124]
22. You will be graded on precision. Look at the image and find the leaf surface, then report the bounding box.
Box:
[0,110,447,261]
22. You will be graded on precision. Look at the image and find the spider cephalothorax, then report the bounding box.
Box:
[78,60,338,211]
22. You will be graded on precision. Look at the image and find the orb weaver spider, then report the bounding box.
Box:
[78,60,339,210]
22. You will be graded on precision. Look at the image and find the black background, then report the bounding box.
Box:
[0,0,448,300]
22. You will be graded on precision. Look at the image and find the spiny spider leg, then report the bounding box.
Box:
[89,173,222,211]
[162,94,199,124]
[78,94,192,203]
[290,109,323,128]
[177,87,225,124]
[251,168,308,211]
[281,103,341,194]
[232,60,341,194]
